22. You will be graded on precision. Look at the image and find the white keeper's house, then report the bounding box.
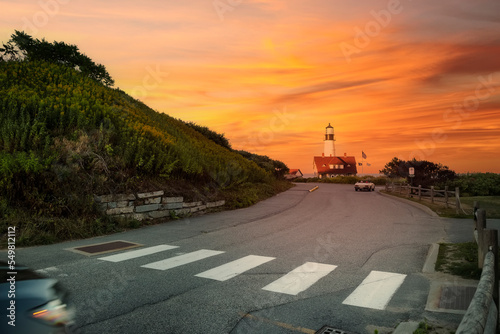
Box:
[313,123,357,178]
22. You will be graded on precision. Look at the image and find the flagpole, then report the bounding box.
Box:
[361,151,366,175]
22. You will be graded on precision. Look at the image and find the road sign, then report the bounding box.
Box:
[409,167,415,177]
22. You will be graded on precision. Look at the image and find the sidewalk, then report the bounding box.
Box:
[391,195,500,333]
[424,216,500,312]
[444,217,500,243]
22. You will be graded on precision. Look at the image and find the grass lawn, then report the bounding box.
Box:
[459,196,500,219]
[380,191,500,219]
[435,242,482,280]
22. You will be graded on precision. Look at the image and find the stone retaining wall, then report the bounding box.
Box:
[94,190,225,221]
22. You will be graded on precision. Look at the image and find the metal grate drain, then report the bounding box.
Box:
[316,325,356,334]
[70,240,142,255]
[439,286,476,311]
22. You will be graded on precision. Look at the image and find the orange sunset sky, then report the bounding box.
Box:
[2,0,500,174]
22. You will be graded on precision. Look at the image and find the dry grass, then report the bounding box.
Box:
[380,190,470,218]
[411,320,457,334]
[435,242,481,280]
[381,190,500,219]
[460,196,500,218]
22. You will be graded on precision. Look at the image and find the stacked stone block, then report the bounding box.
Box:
[94,191,225,221]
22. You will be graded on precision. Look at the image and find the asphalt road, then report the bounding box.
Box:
[8,183,466,333]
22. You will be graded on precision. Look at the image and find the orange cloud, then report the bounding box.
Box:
[1,0,499,174]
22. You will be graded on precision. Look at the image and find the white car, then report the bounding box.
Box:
[354,180,375,191]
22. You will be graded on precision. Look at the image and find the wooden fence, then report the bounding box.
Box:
[385,183,462,214]
[456,206,498,333]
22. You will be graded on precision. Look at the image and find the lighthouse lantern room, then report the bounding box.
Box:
[324,123,335,157]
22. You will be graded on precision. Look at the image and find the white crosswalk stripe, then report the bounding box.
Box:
[261,262,337,295]
[342,270,407,310]
[195,255,276,281]
[92,244,407,309]
[98,244,179,262]
[141,249,225,271]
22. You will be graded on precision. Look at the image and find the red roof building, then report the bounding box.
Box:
[313,155,357,177]
[285,169,304,180]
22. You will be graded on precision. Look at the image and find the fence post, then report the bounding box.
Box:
[474,201,479,223]
[407,185,411,198]
[455,187,460,214]
[473,201,480,237]
[477,209,487,268]
[418,185,421,201]
[444,185,449,208]
[483,229,498,310]
[430,186,434,203]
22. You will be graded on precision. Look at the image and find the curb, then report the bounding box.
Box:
[422,243,440,273]
[309,186,319,192]
[378,191,439,217]
[393,321,420,334]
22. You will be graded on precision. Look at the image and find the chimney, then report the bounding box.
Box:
[344,153,347,157]
[322,153,324,157]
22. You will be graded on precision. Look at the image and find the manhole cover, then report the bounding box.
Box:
[439,286,476,311]
[316,326,356,334]
[70,240,142,255]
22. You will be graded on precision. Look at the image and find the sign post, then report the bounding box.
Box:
[409,167,415,189]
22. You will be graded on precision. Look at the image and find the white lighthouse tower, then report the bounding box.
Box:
[323,123,336,157]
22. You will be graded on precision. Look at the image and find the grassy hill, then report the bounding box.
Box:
[0,58,291,247]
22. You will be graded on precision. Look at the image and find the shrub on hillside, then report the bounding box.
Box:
[0,56,276,219]
[446,173,500,196]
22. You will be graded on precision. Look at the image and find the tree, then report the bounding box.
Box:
[1,30,114,86]
[380,157,456,187]
[0,41,19,61]
[236,150,289,179]
[379,157,406,178]
[7,30,36,60]
[272,159,289,179]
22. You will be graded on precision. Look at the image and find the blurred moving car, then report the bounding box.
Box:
[354,180,375,191]
[0,261,74,333]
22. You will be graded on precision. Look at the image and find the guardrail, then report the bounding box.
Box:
[385,183,461,214]
[456,207,498,334]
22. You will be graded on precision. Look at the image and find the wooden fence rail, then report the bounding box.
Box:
[385,183,461,214]
[456,207,498,333]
